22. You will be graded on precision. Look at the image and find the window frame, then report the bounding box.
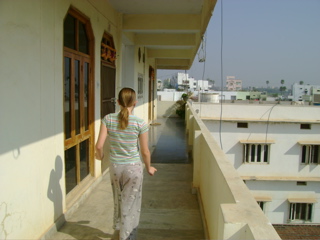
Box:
[237,122,248,128]
[242,143,272,164]
[289,202,313,222]
[300,144,320,164]
[300,124,311,130]
[63,7,95,194]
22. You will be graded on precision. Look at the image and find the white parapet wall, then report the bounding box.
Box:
[185,102,281,240]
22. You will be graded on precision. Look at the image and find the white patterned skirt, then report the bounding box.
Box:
[109,162,143,240]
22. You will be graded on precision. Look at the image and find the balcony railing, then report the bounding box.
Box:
[185,102,281,239]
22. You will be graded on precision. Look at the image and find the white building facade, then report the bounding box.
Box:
[226,76,242,91]
[192,103,320,224]
[292,83,320,103]
[170,72,195,90]
[196,80,209,91]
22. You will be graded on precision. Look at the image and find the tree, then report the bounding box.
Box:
[299,81,304,85]
[207,78,215,89]
[280,79,285,98]
[280,86,287,93]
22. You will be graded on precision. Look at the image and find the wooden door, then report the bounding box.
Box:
[101,64,116,118]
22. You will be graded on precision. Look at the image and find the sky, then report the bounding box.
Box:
[157,0,320,88]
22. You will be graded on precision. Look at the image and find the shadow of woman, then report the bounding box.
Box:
[59,221,114,240]
[47,156,65,230]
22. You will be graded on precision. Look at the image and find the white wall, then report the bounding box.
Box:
[196,103,320,224]
[246,181,320,224]
[203,120,320,178]
[192,102,320,121]
[157,91,184,101]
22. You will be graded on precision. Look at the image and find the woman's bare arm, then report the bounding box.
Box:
[139,131,157,176]
[95,123,108,160]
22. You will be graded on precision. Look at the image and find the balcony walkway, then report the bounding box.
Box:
[51,117,205,240]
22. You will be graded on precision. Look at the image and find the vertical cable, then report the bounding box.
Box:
[219,0,224,150]
[200,32,207,115]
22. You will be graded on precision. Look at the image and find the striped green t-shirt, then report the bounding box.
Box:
[102,113,149,164]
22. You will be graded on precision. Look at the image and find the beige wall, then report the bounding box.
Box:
[157,101,180,118]
[0,0,155,239]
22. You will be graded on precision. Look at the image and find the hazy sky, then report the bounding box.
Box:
[157,0,320,88]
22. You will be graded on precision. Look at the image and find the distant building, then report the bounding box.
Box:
[226,76,242,91]
[157,79,162,90]
[292,83,320,103]
[170,72,195,91]
[196,80,209,91]
[196,103,320,224]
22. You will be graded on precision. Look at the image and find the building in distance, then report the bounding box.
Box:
[226,76,242,91]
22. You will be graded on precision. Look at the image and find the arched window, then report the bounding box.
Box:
[63,8,94,194]
[101,33,116,66]
[100,32,116,120]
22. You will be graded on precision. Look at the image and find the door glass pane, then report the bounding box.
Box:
[79,22,89,54]
[84,62,89,131]
[64,57,71,139]
[64,14,76,50]
[65,146,76,194]
[80,139,89,181]
[75,60,80,135]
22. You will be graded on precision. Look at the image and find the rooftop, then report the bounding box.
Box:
[274,224,320,240]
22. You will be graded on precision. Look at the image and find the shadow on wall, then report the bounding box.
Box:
[273,200,289,223]
[46,156,114,239]
[226,143,242,169]
[47,156,65,230]
[162,103,179,118]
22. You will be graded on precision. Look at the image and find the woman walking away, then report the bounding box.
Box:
[95,87,157,240]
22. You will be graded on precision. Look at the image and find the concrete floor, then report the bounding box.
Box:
[50,118,205,240]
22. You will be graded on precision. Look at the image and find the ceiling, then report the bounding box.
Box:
[107,0,204,14]
[107,0,217,70]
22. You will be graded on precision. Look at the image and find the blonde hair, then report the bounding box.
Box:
[118,88,136,130]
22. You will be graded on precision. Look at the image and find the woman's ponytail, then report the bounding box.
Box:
[118,88,136,130]
[118,107,129,130]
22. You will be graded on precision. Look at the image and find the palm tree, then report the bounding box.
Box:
[266,80,269,89]
[280,79,285,99]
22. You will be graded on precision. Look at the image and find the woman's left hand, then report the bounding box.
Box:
[147,166,157,176]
